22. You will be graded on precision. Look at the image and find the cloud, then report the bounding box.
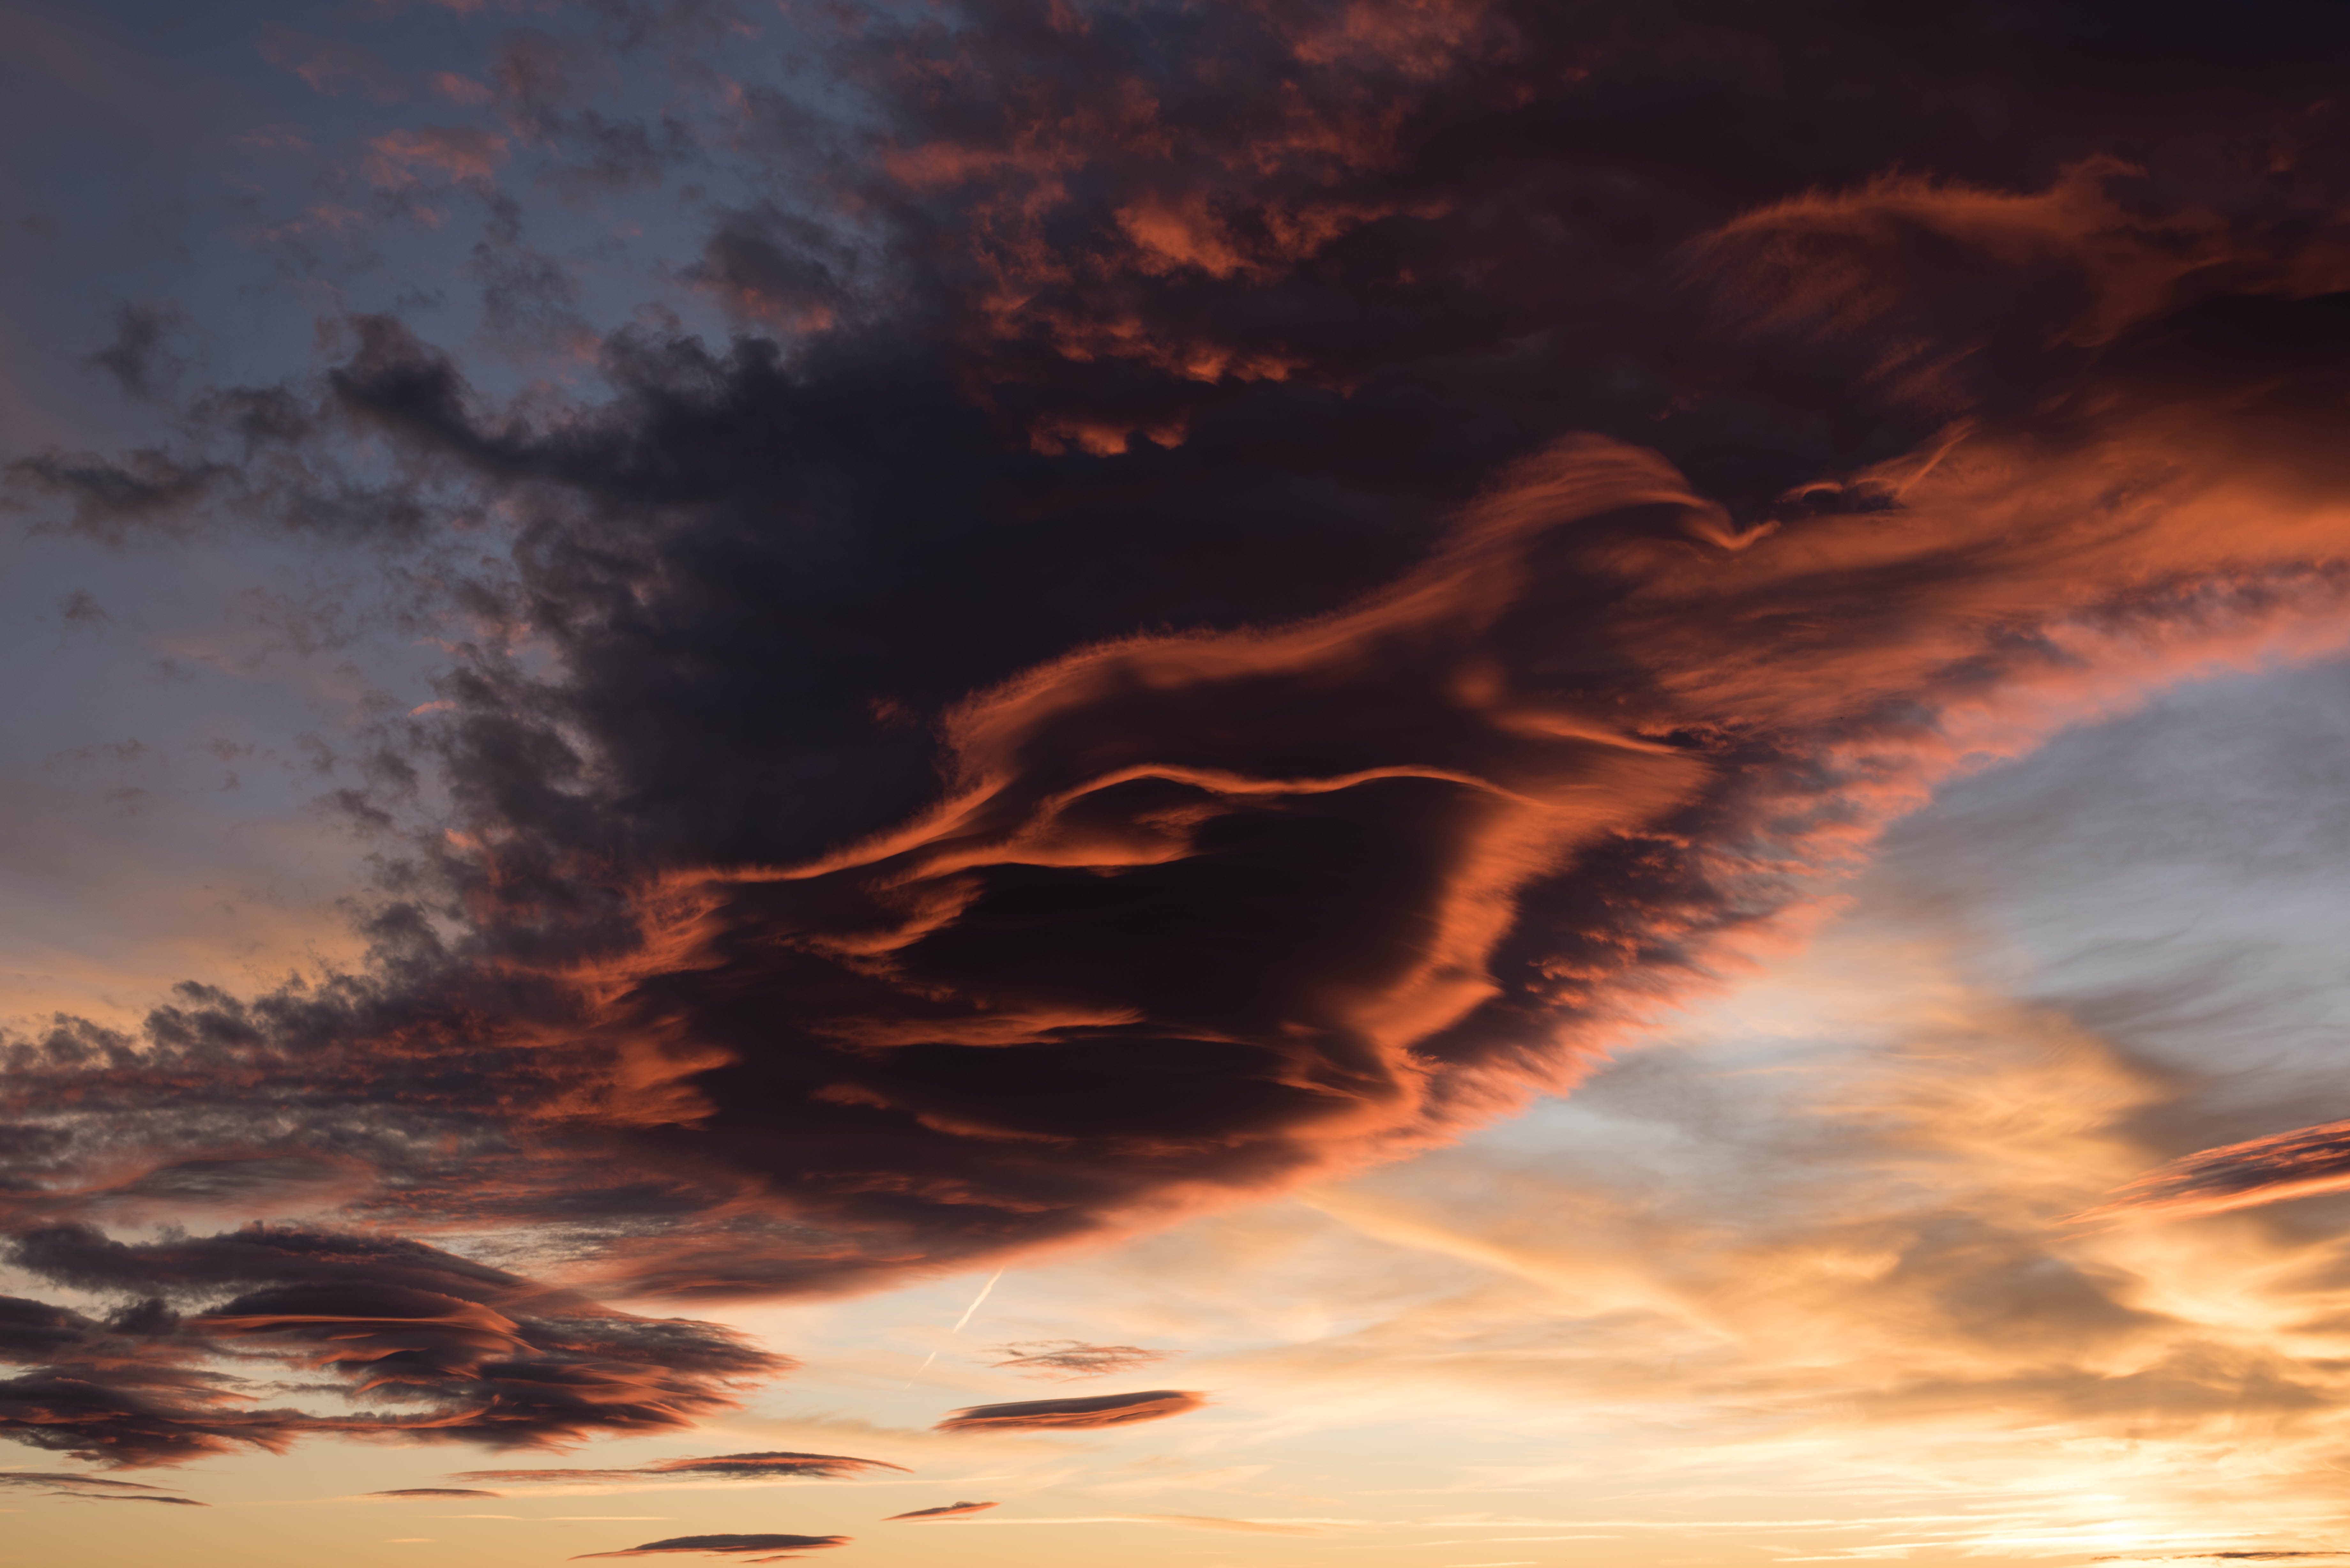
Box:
[0,1470,201,1503]
[453,1452,907,1485]
[0,1225,784,1467]
[1123,901,2350,1560]
[12,0,2350,1483]
[1128,1513,1325,1535]
[960,1511,1332,1534]
[2073,1119,2350,1224]
[985,1341,1172,1380]
[364,1488,504,1499]
[571,1534,849,1561]
[934,1390,1207,1433]
[365,126,507,190]
[256,25,406,102]
[883,1500,996,1520]
[83,303,186,401]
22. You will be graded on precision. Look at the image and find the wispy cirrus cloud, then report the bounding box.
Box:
[983,1342,1172,1380]
[453,1452,906,1486]
[2074,1120,2350,1224]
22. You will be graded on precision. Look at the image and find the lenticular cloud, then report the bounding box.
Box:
[885,1501,998,1520]
[572,1535,850,1561]
[935,1391,1207,1433]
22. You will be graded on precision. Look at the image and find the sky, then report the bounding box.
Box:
[7,1,2350,1565]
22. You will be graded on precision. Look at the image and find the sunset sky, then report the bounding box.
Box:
[9,4,2350,1567]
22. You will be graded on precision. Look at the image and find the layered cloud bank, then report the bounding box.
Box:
[0,1226,781,1465]
[6,0,2350,1467]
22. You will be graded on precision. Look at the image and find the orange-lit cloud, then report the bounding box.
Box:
[2076,1119,2350,1224]
[934,1390,1206,1431]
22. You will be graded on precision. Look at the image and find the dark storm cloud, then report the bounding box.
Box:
[572,1534,849,1560]
[884,1500,996,1519]
[12,0,2350,1465]
[453,1451,906,1485]
[0,1225,783,1467]
[933,1390,1205,1432]
[986,1341,1171,1380]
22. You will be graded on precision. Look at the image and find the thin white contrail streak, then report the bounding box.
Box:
[951,1267,1004,1334]
[901,1267,1007,1388]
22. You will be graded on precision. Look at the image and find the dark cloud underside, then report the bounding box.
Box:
[0,1226,781,1467]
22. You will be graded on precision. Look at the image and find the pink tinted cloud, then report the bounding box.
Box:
[2074,1119,2350,1224]
[365,126,507,189]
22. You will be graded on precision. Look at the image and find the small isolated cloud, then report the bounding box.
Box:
[985,1341,1173,1380]
[83,302,184,400]
[572,1534,849,1561]
[0,1471,201,1504]
[455,1452,906,1486]
[934,1390,1205,1433]
[57,589,108,628]
[365,1488,504,1499]
[884,1500,996,1520]
[2074,1119,2350,1223]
